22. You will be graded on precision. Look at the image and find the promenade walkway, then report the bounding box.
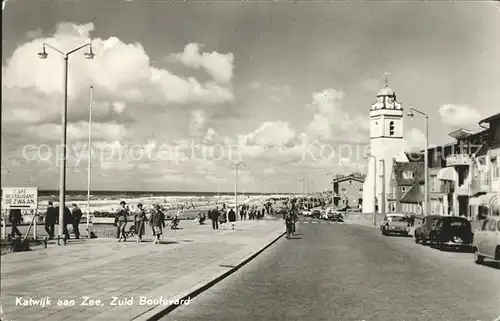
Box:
[1,219,284,321]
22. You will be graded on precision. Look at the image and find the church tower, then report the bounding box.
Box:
[362,77,408,214]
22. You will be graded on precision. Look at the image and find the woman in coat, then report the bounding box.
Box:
[228,208,236,230]
[134,203,147,242]
[149,205,165,244]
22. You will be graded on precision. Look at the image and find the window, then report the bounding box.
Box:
[497,220,500,232]
[342,188,346,192]
[401,186,407,192]
[389,121,395,136]
[403,171,414,179]
[491,157,499,179]
[359,188,363,192]
[489,219,497,232]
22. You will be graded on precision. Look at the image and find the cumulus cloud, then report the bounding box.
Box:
[438,104,482,127]
[112,101,126,114]
[2,22,234,125]
[27,121,127,142]
[304,88,369,143]
[244,121,296,147]
[189,110,207,136]
[173,43,235,84]
[403,128,426,152]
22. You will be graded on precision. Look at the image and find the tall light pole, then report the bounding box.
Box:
[230,161,245,217]
[37,42,95,242]
[299,177,308,209]
[86,86,94,238]
[261,177,267,204]
[408,107,429,216]
[366,154,377,226]
[326,172,336,212]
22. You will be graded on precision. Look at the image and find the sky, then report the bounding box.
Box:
[1,0,500,193]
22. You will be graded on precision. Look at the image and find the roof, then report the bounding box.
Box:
[404,152,424,162]
[332,174,365,184]
[448,128,475,140]
[377,86,394,96]
[400,183,424,203]
[391,161,425,186]
[478,112,500,124]
[474,142,489,157]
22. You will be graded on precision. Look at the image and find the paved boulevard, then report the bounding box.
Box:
[163,217,500,321]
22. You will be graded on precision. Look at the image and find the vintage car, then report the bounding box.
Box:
[473,216,500,266]
[381,213,410,236]
[301,209,312,217]
[327,210,344,222]
[311,209,321,219]
[414,215,442,245]
[429,216,473,250]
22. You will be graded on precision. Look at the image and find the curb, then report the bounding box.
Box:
[132,229,286,321]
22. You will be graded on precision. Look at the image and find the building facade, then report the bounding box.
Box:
[387,112,499,218]
[469,113,500,218]
[332,175,365,209]
[362,84,410,214]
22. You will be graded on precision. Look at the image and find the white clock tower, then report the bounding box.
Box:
[362,80,408,214]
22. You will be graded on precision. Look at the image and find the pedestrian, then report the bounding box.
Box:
[116,201,129,242]
[44,201,57,239]
[211,207,220,230]
[219,210,227,228]
[71,203,82,239]
[54,205,73,240]
[8,209,22,239]
[150,205,165,244]
[228,208,236,230]
[134,203,147,242]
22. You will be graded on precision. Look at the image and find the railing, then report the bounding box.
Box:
[446,154,472,167]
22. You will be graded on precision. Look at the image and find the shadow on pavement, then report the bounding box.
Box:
[481,261,500,269]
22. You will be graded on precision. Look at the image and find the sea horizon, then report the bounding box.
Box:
[37,190,293,197]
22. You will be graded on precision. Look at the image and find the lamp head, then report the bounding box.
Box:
[84,44,95,59]
[407,108,414,119]
[37,45,48,59]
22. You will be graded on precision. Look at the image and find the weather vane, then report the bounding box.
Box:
[384,72,390,87]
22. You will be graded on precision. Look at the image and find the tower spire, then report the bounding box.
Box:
[384,72,390,88]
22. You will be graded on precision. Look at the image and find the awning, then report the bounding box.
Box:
[470,193,497,206]
[437,167,455,181]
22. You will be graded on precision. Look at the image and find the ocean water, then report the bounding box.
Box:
[34,190,282,213]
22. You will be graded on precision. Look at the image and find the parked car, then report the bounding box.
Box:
[301,209,312,217]
[328,211,344,222]
[381,213,410,236]
[414,215,442,245]
[429,216,473,250]
[311,209,321,219]
[321,210,329,220]
[472,216,500,266]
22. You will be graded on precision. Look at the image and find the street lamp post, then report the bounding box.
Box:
[408,107,429,216]
[230,161,245,217]
[366,154,377,226]
[37,42,95,242]
[86,86,93,238]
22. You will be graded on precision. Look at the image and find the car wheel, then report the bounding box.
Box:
[473,248,484,264]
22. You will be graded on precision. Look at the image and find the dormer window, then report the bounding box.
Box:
[403,171,414,179]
